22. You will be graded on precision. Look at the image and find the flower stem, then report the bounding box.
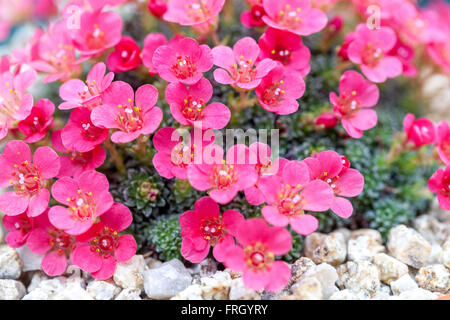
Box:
[104,138,125,173]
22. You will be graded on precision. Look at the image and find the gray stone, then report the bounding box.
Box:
[113,255,145,290]
[415,264,449,294]
[441,240,450,269]
[229,277,261,300]
[0,279,26,300]
[16,246,43,272]
[291,277,323,300]
[336,260,380,296]
[171,284,203,300]
[304,232,347,266]
[387,225,431,268]
[394,288,438,300]
[414,214,448,245]
[199,271,231,300]
[0,244,22,279]
[373,253,408,284]
[143,259,192,299]
[115,288,142,300]
[390,274,418,295]
[22,278,65,300]
[329,289,371,300]
[290,257,316,284]
[87,280,121,300]
[347,235,385,262]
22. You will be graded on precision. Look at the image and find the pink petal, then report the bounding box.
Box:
[348,109,378,131]
[262,205,289,227]
[187,165,213,191]
[33,146,60,179]
[91,255,116,280]
[233,37,260,62]
[3,140,31,165]
[209,188,238,204]
[181,237,210,263]
[290,214,319,235]
[114,234,137,262]
[244,186,265,205]
[28,189,50,217]
[330,196,353,218]
[48,206,76,230]
[222,209,245,236]
[27,228,51,254]
[302,180,334,211]
[223,244,245,271]
[212,234,234,262]
[265,261,291,292]
[243,268,268,291]
[213,68,234,84]
[334,168,364,197]
[282,160,310,186]
[78,170,110,194]
[212,45,235,70]
[317,150,342,178]
[51,177,78,205]
[265,226,292,255]
[201,102,231,130]
[194,196,220,219]
[0,191,29,215]
[141,107,163,135]
[71,244,103,273]
[135,84,158,110]
[42,251,67,276]
[100,203,133,232]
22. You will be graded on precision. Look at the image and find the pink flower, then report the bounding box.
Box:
[261,0,328,36]
[163,0,225,32]
[107,36,142,73]
[255,63,305,114]
[30,21,82,83]
[241,4,266,28]
[330,70,379,138]
[427,42,450,74]
[187,144,258,204]
[17,99,54,143]
[51,130,106,178]
[347,24,403,83]
[71,203,136,280]
[437,121,450,165]
[428,166,450,210]
[148,0,167,18]
[61,107,108,153]
[0,141,59,217]
[48,170,114,235]
[0,68,37,139]
[303,151,364,218]
[212,37,277,90]
[180,196,245,263]
[244,143,285,206]
[258,27,311,76]
[223,218,292,292]
[152,126,214,179]
[152,37,213,85]
[26,210,76,276]
[91,81,162,143]
[315,112,338,129]
[337,31,356,61]
[403,113,436,149]
[259,160,334,235]
[72,9,123,57]
[166,78,230,129]
[142,33,168,74]
[2,212,44,248]
[59,62,114,110]
[388,38,417,78]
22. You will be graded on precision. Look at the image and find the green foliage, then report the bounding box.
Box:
[147,215,183,261]
[282,229,304,263]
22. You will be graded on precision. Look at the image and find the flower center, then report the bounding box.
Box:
[321,171,341,194]
[171,142,196,167]
[86,24,107,50]
[200,217,224,245]
[81,120,105,140]
[362,43,384,67]
[44,43,76,73]
[334,91,360,116]
[48,228,75,256]
[171,55,198,80]
[277,4,303,29]
[116,100,144,133]
[211,163,237,190]
[261,80,286,106]
[66,189,96,222]
[244,242,274,271]
[441,175,450,195]
[9,160,42,195]
[77,79,102,109]
[70,150,93,168]
[89,225,120,258]
[185,1,211,23]
[182,95,204,121]
[270,46,291,65]
[12,216,32,234]
[231,57,257,84]
[277,183,306,217]
[250,4,266,23]
[0,81,23,119]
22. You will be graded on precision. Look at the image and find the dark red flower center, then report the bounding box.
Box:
[277,183,306,217]
[261,80,286,106]
[185,1,212,23]
[86,24,107,50]
[115,101,144,133]
[362,43,384,67]
[81,120,105,141]
[200,217,224,245]
[89,226,120,258]
[181,95,204,121]
[334,91,360,117]
[231,58,257,84]
[48,228,75,256]
[270,45,292,65]
[276,4,303,29]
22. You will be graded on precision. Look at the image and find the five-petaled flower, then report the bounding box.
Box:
[403,113,436,149]
[48,170,114,235]
[428,166,450,210]
[223,218,292,292]
[0,140,60,217]
[91,81,163,143]
[180,196,245,263]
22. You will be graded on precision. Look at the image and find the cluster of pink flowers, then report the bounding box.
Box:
[0,140,136,279]
[1,0,449,294]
